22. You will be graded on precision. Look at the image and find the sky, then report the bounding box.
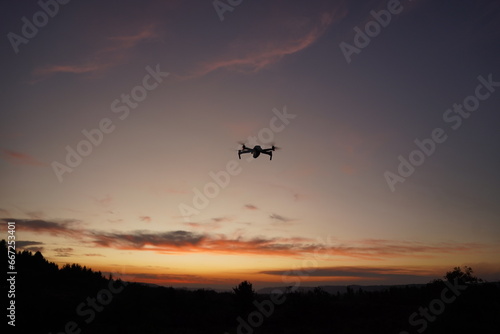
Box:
[1,0,499,290]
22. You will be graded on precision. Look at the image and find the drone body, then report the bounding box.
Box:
[238,144,277,160]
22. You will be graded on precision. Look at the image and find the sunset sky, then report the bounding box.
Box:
[1,0,499,289]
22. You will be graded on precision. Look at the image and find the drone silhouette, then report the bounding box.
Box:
[238,143,279,160]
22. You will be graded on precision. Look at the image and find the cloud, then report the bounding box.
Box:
[0,218,486,260]
[32,24,159,81]
[16,240,43,247]
[91,230,206,250]
[211,217,231,223]
[244,204,258,210]
[269,213,294,223]
[54,248,74,257]
[88,229,317,256]
[88,231,483,260]
[25,246,45,253]
[33,63,107,77]
[260,266,434,278]
[184,217,232,231]
[16,240,44,253]
[0,218,83,238]
[269,213,296,228]
[104,24,158,53]
[186,2,347,78]
[140,216,152,223]
[259,266,440,284]
[129,272,214,285]
[1,149,45,166]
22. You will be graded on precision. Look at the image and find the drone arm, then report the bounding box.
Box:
[261,151,273,160]
[238,149,252,159]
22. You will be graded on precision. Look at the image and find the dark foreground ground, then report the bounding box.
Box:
[4,242,500,334]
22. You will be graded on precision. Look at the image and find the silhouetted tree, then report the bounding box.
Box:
[444,266,483,284]
[232,280,255,313]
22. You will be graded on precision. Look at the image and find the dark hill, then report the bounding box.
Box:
[2,240,499,334]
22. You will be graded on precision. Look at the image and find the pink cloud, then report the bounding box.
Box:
[185,217,232,231]
[140,216,152,223]
[1,149,45,166]
[186,7,347,78]
[32,24,158,81]
[104,24,158,52]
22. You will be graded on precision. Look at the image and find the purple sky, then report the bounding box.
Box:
[1,0,499,288]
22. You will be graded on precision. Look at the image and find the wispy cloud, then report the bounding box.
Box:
[92,230,205,250]
[33,63,107,77]
[0,218,486,260]
[184,217,232,231]
[140,216,152,223]
[186,4,347,78]
[260,266,435,278]
[1,149,45,166]
[269,213,295,226]
[85,232,485,260]
[54,247,74,257]
[129,272,216,285]
[259,265,440,284]
[244,204,259,210]
[16,240,44,253]
[32,24,158,82]
[0,218,83,238]
[103,24,158,53]
[16,240,44,248]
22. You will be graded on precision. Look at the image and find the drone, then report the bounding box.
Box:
[238,143,279,160]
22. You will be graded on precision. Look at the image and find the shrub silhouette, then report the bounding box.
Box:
[232,280,255,313]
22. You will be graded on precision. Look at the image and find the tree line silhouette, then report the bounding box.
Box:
[2,240,499,333]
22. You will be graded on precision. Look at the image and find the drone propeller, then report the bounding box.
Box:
[270,143,281,151]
